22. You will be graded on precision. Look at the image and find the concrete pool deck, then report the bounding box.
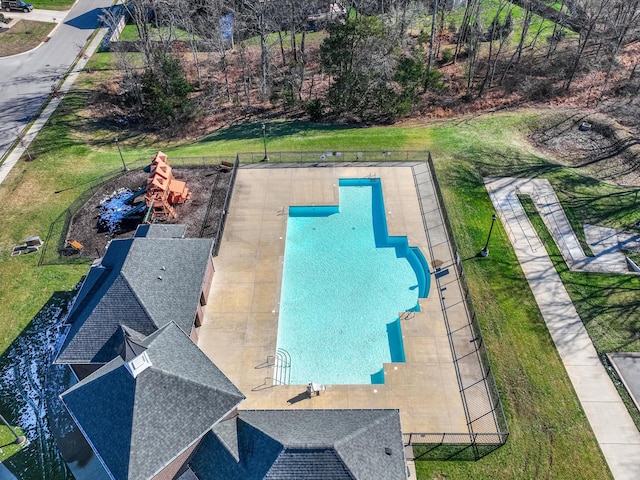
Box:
[198,164,485,437]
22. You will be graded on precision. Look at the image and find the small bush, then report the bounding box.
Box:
[424,68,445,90]
[440,47,454,64]
[305,99,323,122]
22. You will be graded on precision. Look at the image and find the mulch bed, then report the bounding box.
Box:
[64,166,233,259]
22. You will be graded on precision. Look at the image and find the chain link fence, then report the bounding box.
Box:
[237,150,429,164]
[402,152,508,461]
[39,155,237,266]
[38,150,508,461]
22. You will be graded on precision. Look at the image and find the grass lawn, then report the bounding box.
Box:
[0,20,54,57]
[29,0,74,10]
[0,425,25,462]
[0,63,637,478]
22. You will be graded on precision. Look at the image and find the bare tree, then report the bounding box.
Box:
[241,0,272,97]
[564,0,613,91]
[500,0,533,85]
[426,0,439,75]
[479,2,512,95]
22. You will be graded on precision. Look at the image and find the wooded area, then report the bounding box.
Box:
[99,0,640,130]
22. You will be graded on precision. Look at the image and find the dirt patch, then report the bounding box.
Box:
[64,166,232,259]
[529,111,640,186]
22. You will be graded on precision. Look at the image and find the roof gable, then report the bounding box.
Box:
[56,233,213,366]
[57,275,156,364]
[61,323,244,480]
[265,449,354,479]
[189,421,283,480]
[191,410,405,480]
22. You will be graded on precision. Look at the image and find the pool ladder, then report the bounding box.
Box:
[270,348,291,386]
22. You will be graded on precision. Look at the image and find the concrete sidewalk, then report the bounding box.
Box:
[487,177,631,273]
[485,176,640,480]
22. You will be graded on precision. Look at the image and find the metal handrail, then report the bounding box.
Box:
[271,348,291,386]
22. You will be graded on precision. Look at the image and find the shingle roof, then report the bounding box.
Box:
[61,322,245,480]
[190,409,406,480]
[265,449,353,479]
[56,226,213,365]
[134,224,187,238]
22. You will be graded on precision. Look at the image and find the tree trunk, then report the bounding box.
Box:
[564,0,612,91]
[277,30,287,67]
[426,0,438,75]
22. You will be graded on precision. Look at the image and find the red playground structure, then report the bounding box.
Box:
[144,151,191,221]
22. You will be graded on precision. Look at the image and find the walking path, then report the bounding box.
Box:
[485,177,640,480]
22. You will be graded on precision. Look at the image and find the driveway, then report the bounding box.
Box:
[2,8,65,26]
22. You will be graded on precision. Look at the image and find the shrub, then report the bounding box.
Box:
[305,99,323,122]
[440,47,454,64]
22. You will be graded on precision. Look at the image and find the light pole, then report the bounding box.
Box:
[261,123,269,162]
[0,412,26,446]
[115,137,127,171]
[480,214,498,257]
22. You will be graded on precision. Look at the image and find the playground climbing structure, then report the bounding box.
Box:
[144,151,191,221]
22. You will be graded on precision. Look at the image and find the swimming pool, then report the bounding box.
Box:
[276,178,430,385]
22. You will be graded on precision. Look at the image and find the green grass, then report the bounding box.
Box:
[0,425,25,461]
[29,0,74,10]
[520,196,640,432]
[118,23,201,42]
[0,55,637,479]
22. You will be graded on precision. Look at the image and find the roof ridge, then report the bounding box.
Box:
[333,410,396,448]
[64,266,112,325]
[118,272,157,329]
[150,367,245,401]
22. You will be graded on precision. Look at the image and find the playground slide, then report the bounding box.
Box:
[124,187,147,205]
[122,202,147,218]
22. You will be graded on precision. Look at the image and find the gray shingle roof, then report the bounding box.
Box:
[265,449,353,479]
[121,238,212,334]
[61,322,245,480]
[190,409,406,480]
[56,227,213,365]
[134,224,187,238]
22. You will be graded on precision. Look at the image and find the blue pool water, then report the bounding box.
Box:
[276,178,430,385]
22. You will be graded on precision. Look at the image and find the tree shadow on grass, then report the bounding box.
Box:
[199,120,362,144]
[0,290,77,480]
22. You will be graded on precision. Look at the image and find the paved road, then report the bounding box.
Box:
[0,0,113,161]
